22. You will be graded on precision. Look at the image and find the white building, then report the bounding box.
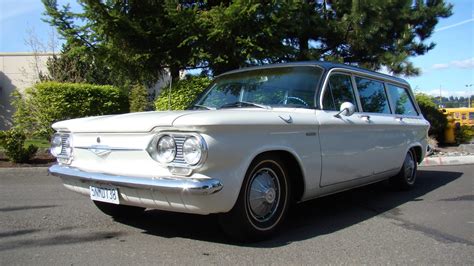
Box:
[0,52,176,130]
[0,52,53,130]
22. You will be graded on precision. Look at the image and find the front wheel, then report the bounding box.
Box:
[390,150,417,190]
[219,155,291,241]
[93,201,145,218]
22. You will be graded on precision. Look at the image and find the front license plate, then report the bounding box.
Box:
[90,185,120,204]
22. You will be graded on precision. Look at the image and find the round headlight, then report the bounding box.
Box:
[156,135,176,163]
[50,134,62,157]
[183,136,202,165]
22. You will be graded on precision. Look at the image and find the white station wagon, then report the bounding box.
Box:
[49,62,429,240]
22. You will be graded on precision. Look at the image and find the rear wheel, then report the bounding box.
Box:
[93,201,145,218]
[219,155,291,241]
[390,149,417,190]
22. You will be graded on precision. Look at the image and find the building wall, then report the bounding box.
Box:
[0,52,177,130]
[0,52,53,130]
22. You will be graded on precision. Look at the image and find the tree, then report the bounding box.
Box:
[42,0,199,83]
[42,43,120,85]
[415,93,447,143]
[129,83,153,112]
[42,0,452,81]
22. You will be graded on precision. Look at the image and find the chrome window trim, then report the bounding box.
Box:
[319,67,411,110]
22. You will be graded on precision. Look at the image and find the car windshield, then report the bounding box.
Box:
[192,66,322,109]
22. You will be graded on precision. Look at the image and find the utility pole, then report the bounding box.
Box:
[466,84,473,108]
[439,86,442,108]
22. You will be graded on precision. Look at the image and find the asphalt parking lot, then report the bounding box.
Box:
[0,165,473,265]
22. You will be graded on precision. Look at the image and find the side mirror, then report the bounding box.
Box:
[335,102,356,117]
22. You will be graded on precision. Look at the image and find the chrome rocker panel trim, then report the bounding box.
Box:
[48,164,223,195]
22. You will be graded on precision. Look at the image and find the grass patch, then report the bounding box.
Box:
[25,138,50,149]
[0,138,50,152]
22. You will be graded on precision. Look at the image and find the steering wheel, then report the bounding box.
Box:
[280,96,309,107]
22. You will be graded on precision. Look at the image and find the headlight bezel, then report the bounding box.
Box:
[183,136,202,166]
[147,132,208,169]
[50,133,63,157]
[155,135,177,163]
[50,132,73,164]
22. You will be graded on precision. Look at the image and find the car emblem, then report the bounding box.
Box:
[89,145,111,157]
[278,115,293,124]
[97,137,101,143]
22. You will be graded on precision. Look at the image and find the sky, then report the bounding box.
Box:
[0,0,473,97]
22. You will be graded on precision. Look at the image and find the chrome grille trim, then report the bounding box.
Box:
[173,135,186,164]
[57,133,71,158]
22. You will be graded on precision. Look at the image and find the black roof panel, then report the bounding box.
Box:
[218,61,409,86]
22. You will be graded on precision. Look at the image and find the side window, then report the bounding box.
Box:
[322,74,358,111]
[386,84,418,116]
[355,77,391,114]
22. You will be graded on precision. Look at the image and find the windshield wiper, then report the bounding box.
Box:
[219,101,271,110]
[193,104,216,110]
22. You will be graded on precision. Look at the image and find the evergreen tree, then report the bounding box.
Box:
[42,0,452,81]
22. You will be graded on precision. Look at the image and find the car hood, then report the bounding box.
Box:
[52,108,312,133]
[52,111,195,133]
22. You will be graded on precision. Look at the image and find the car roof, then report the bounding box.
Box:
[217,61,410,86]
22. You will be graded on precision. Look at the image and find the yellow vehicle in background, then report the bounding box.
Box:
[441,108,474,143]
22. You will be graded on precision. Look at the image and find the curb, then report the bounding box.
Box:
[420,155,474,167]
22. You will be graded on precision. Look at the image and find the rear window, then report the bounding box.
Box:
[355,77,391,114]
[386,84,418,116]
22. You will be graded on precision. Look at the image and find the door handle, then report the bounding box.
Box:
[360,115,371,121]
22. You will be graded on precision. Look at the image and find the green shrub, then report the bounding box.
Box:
[129,83,153,112]
[0,129,38,163]
[155,76,211,111]
[13,82,129,139]
[455,125,474,144]
[415,93,447,144]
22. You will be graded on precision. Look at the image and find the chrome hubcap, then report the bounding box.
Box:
[248,168,280,222]
[264,188,276,204]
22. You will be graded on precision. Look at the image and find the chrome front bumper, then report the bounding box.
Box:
[48,164,223,195]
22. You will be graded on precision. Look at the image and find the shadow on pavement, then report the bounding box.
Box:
[0,205,57,212]
[0,230,124,252]
[116,169,463,247]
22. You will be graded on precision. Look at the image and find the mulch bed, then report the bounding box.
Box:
[0,151,55,168]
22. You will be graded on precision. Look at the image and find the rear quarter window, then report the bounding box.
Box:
[386,84,418,116]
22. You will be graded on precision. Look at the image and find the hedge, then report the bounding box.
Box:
[13,82,129,139]
[415,93,448,144]
[155,76,211,111]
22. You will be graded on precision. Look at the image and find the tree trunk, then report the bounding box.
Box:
[298,36,309,61]
[170,66,180,82]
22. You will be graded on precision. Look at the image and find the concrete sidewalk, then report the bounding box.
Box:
[420,155,474,167]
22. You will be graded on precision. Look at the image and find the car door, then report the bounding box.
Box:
[352,76,405,175]
[317,72,380,187]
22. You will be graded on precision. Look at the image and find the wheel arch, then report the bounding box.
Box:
[249,150,306,202]
[408,145,423,164]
